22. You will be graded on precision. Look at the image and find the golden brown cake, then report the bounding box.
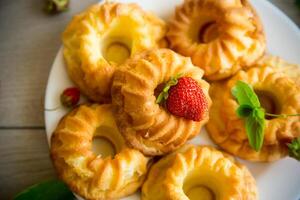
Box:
[63,2,166,102]
[142,145,257,200]
[256,55,300,86]
[112,49,211,156]
[167,0,265,80]
[50,104,149,200]
[206,66,300,161]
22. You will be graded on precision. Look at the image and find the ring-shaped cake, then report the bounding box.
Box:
[63,2,166,102]
[167,0,265,80]
[206,66,300,161]
[50,104,149,199]
[142,145,257,200]
[112,49,211,156]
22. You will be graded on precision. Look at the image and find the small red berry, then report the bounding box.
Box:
[60,87,80,108]
[166,77,208,121]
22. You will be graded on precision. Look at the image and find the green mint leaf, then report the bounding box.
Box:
[14,179,74,200]
[232,81,300,152]
[236,104,253,118]
[156,74,182,104]
[287,137,300,161]
[245,108,265,151]
[231,81,260,107]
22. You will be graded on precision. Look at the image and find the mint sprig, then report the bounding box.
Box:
[14,179,74,200]
[287,137,300,161]
[156,73,182,104]
[232,81,265,151]
[232,81,260,107]
[232,81,300,154]
[245,107,265,151]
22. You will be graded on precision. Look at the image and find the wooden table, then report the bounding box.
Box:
[0,0,299,199]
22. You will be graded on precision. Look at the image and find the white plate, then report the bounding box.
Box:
[44,0,300,199]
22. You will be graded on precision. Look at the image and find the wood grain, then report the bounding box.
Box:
[270,0,300,26]
[0,0,98,127]
[0,130,55,200]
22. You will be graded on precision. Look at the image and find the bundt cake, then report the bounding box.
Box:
[206,66,300,161]
[51,104,149,199]
[142,145,257,200]
[63,2,166,102]
[167,0,265,80]
[112,49,211,155]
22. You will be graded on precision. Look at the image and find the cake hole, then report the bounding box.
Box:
[104,41,131,64]
[183,169,220,200]
[92,136,116,158]
[185,185,215,200]
[255,90,280,120]
[198,22,219,43]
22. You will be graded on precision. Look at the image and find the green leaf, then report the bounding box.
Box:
[231,81,260,107]
[287,137,300,161]
[156,73,182,104]
[236,104,253,118]
[232,81,300,152]
[232,81,266,151]
[296,0,300,9]
[14,179,74,200]
[245,108,265,151]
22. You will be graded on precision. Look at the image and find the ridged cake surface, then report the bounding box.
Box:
[142,145,257,200]
[206,66,300,161]
[63,2,166,102]
[51,104,149,200]
[256,55,300,86]
[112,49,211,155]
[167,0,265,80]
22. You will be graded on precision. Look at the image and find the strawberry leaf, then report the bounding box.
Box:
[287,137,300,161]
[156,74,182,104]
[245,108,265,151]
[232,81,260,107]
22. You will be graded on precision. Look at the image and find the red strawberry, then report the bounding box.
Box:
[60,87,80,108]
[166,77,208,121]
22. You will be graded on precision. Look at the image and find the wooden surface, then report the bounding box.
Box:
[0,0,299,199]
